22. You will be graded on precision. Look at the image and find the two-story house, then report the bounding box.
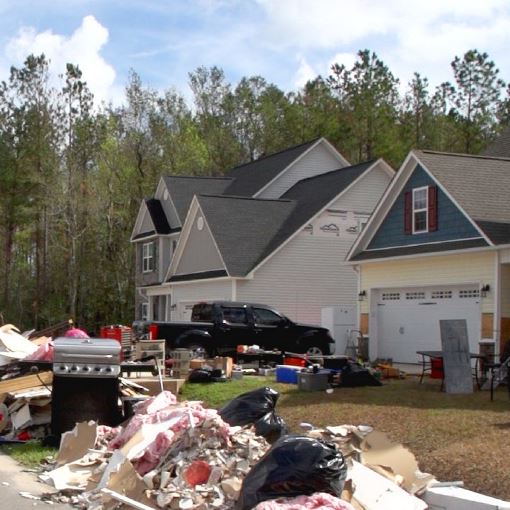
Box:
[131,138,394,352]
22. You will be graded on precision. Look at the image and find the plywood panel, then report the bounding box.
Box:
[360,313,369,334]
[482,313,494,338]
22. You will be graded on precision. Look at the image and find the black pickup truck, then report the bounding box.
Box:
[134,301,334,357]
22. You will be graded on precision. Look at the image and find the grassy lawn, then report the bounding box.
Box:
[0,441,57,468]
[182,374,510,501]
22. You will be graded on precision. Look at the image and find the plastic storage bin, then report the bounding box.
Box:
[276,365,302,384]
[298,371,330,391]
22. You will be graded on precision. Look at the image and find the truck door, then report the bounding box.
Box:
[252,307,288,351]
[216,306,253,352]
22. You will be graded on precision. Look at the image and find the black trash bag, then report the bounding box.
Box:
[253,411,289,443]
[188,367,213,383]
[341,362,382,387]
[219,387,279,427]
[235,435,347,510]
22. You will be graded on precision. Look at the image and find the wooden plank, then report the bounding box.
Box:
[0,371,53,394]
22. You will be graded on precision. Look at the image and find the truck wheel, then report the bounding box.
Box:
[184,342,208,359]
[305,345,325,357]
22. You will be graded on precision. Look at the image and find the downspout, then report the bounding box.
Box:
[232,279,237,301]
[494,251,501,359]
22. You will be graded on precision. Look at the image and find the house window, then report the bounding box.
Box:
[404,185,438,234]
[382,292,400,301]
[142,242,155,272]
[431,290,452,299]
[413,187,428,233]
[406,291,425,300]
[141,302,148,321]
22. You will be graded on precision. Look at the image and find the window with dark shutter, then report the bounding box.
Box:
[404,191,412,234]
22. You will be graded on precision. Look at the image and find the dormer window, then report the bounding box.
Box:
[142,242,155,272]
[404,185,438,235]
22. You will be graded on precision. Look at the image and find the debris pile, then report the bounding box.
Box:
[34,388,443,510]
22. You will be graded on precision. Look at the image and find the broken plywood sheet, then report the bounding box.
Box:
[0,372,53,394]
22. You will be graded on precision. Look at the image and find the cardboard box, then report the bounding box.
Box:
[206,357,233,378]
[130,377,185,395]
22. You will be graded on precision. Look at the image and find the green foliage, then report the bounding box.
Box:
[0,49,508,331]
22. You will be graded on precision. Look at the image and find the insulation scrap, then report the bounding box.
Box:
[253,492,355,510]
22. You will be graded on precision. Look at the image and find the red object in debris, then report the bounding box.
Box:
[431,358,444,379]
[183,460,212,487]
[284,356,306,367]
[17,430,31,441]
[149,324,159,340]
[100,325,133,361]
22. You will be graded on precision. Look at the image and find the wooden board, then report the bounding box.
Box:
[440,319,473,394]
[0,371,53,394]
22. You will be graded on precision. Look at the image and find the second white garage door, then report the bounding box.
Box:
[376,285,481,363]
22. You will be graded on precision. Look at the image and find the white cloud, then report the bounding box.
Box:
[293,56,317,88]
[4,15,119,105]
[257,0,510,91]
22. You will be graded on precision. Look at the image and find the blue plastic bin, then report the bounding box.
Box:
[276,365,301,384]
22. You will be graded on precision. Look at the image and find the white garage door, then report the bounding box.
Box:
[376,285,481,363]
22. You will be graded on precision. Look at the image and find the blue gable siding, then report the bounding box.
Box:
[368,165,481,250]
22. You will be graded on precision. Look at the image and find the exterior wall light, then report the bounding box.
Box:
[481,284,490,297]
[358,290,367,301]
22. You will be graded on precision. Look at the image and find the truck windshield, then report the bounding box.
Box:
[191,304,214,322]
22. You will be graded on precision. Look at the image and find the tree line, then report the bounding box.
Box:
[0,49,508,331]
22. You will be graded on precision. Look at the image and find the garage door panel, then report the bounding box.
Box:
[377,286,481,363]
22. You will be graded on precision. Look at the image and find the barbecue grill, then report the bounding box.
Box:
[51,337,123,439]
[53,337,121,378]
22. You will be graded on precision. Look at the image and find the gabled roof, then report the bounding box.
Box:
[415,150,510,225]
[223,138,320,196]
[256,161,375,262]
[145,199,172,234]
[163,176,232,223]
[195,195,296,277]
[482,126,510,158]
[347,150,510,262]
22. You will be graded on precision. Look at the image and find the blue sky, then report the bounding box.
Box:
[0,0,509,105]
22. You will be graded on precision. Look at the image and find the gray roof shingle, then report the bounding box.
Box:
[163,176,233,223]
[196,195,296,276]
[223,139,320,196]
[482,126,510,158]
[416,150,510,227]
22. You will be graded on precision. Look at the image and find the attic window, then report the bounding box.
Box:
[413,187,428,233]
[404,185,438,235]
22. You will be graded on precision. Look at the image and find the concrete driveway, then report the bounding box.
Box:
[0,451,73,509]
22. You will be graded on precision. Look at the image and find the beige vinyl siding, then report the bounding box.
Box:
[237,235,357,324]
[257,144,345,199]
[360,251,495,314]
[501,264,510,317]
[170,279,233,320]
[140,208,154,233]
[330,164,391,212]
[174,210,224,276]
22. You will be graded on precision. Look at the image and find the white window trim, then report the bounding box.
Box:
[142,242,154,273]
[412,186,428,234]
